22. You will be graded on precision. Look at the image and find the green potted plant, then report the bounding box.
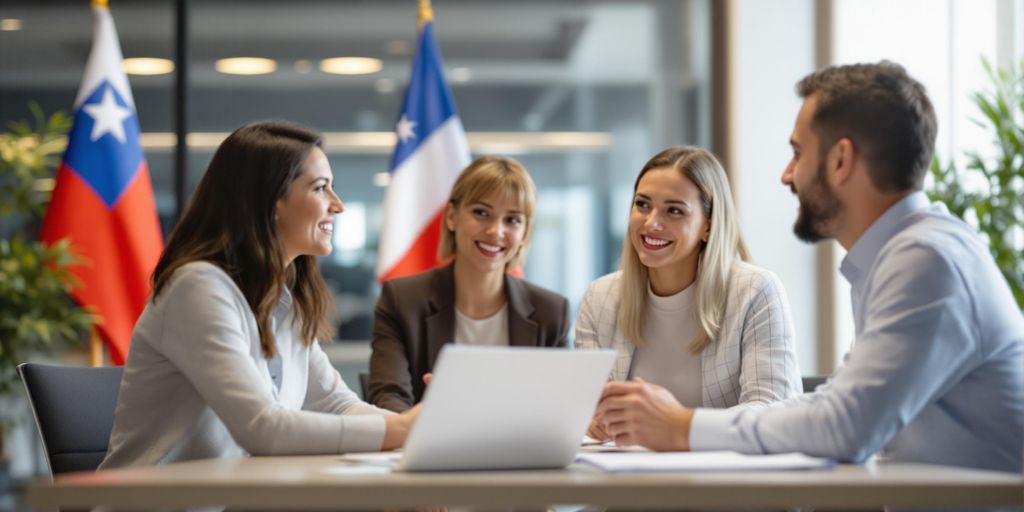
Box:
[928,58,1023,309]
[0,104,94,488]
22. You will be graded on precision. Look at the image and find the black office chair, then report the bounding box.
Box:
[18,363,123,475]
[802,375,828,393]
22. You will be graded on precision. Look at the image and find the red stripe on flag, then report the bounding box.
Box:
[379,209,446,282]
[41,163,162,364]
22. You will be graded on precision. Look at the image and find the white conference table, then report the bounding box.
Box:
[27,454,1024,510]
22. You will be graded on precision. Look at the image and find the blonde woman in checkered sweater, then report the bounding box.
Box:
[576,147,802,442]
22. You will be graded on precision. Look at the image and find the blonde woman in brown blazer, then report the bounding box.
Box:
[368,156,569,413]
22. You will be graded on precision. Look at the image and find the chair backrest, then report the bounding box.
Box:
[802,375,828,393]
[18,363,123,475]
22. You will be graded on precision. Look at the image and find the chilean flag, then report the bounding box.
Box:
[375,20,470,281]
[40,0,163,365]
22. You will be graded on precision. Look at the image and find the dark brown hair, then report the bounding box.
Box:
[797,61,937,192]
[152,121,334,358]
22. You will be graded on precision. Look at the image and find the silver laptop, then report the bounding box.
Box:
[395,345,615,472]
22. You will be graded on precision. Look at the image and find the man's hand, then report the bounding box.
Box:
[596,378,694,451]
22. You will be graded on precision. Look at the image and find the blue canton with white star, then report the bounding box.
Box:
[64,80,144,209]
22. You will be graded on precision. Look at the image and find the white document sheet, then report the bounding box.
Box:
[576,451,835,472]
[336,452,402,467]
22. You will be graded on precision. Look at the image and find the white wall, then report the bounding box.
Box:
[730,0,819,374]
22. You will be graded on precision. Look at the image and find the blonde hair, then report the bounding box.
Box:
[439,156,537,269]
[618,147,750,354]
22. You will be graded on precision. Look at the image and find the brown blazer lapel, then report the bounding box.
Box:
[425,263,457,370]
[505,274,538,347]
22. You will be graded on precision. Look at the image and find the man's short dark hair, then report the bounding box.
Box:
[797,61,937,192]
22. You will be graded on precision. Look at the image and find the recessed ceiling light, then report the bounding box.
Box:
[320,57,382,75]
[123,58,174,75]
[0,18,22,31]
[215,57,276,75]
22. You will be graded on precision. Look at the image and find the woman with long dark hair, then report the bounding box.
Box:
[101,122,416,468]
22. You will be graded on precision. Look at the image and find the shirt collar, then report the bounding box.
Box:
[840,191,930,286]
[279,286,293,305]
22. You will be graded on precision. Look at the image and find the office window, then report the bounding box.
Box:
[829,0,1022,366]
[1,0,713,346]
[180,0,713,343]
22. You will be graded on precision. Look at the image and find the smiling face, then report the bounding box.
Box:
[446,190,527,275]
[275,147,344,263]
[629,166,710,282]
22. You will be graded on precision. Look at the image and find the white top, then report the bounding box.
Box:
[100,261,392,469]
[631,284,702,407]
[575,262,802,409]
[454,304,509,346]
[691,192,1024,473]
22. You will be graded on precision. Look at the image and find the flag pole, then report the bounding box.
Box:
[88,0,109,369]
[417,0,433,29]
[89,326,105,367]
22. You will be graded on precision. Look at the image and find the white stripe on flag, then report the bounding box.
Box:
[75,5,135,110]
[376,116,471,278]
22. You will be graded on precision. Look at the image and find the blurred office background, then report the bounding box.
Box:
[1,0,1022,481]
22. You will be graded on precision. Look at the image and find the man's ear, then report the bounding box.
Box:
[830,137,856,186]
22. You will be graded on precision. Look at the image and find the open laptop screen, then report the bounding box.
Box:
[397,345,615,472]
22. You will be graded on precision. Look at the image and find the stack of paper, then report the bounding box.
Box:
[576,451,835,472]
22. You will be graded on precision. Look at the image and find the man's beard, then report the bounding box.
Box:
[793,161,840,243]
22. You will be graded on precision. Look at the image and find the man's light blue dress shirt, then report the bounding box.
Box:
[691,192,1024,473]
